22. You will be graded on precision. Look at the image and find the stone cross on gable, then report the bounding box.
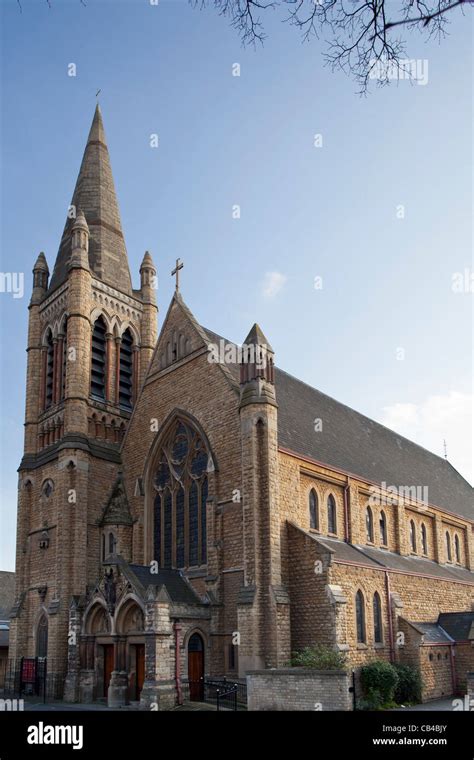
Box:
[171,258,184,292]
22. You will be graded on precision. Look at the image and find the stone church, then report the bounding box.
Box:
[9,106,473,708]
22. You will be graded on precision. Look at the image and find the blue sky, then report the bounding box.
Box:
[0,0,472,571]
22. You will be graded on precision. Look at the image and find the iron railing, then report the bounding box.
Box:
[0,658,65,702]
[182,677,247,710]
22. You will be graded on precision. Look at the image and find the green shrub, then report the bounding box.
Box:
[360,661,399,703]
[357,687,384,711]
[393,664,422,704]
[290,644,347,670]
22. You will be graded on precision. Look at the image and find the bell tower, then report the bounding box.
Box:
[9,106,158,691]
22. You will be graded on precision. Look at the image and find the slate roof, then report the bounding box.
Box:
[126,565,205,606]
[311,536,474,583]
[356,545,474,583]
[410,622,454,644]
[438,612,474,641]
[0,571,15,621]
[202,328,473,522]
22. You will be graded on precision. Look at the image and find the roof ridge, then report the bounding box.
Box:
[201,325,469,478]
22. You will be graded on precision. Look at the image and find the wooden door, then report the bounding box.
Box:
[104,645,114,697]
[135,644,145,700]
[188,633,204,701]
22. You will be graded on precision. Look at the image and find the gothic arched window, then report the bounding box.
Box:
[309,489,319,530]
[36,615,48,658]
[366,507,374,542]
[45,329,54,409]
[327,494,337,535]
[108,532,115,556]
[446,532,452,562]
[373,592,383,643]
[119,328,134,409]
[421,523,428,555]
[153,419,210,569]
[356,590,366,643]
[454,534,461,563]
[379,510,387,546]
[90,316,107,400]
[409,520,416,553]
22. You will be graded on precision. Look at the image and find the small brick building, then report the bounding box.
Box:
[8,106,474,708]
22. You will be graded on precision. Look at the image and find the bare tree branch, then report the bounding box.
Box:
[192,0,472,91]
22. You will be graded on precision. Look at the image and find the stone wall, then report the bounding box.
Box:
[247,668,352,711]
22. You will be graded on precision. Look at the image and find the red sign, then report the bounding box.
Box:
[21,658,36,684]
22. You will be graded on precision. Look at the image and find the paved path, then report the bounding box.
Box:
[390,698,456,711]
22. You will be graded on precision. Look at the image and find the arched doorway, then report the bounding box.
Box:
[188,633,204,701]
[36,615,48,658]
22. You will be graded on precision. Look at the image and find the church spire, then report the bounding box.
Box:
[48,104,132,295]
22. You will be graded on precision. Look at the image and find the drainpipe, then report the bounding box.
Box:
[174,621,183,705]
[343,479,350,543]
[449,644,457,696]
[385,571,395,663]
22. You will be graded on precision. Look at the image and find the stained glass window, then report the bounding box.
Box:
[153,419,209,568]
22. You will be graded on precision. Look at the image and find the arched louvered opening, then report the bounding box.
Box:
[60,318,68,401]
[119,328,134,409]
[91,317,107,400]
[45,330,54,409]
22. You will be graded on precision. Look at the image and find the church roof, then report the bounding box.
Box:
[126,565,206,606]
[437,611,474,641]
[312,534,474,583]
[48,105,132,295]
[203,328,473,522]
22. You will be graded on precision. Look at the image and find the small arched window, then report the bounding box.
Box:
[366,507,374,542]
[409,520,416,552]
[119,328,134,409]
[421,523,428,555]
[309,489,319,531]
[446,532,452,562]
[356,590,366,643]
[108,532,115,556]
[91,317,107,400]
[36,615,48,658]
[373,592,383,643]
[45,329,54,409]
[379,510,387,546]
[454,534,461,563]
[327,494,337,535]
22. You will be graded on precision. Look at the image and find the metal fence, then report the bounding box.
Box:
[182,677,247,710]
[0,658,65,702]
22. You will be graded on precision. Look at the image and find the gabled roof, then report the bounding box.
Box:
[126,564,206,606]
[438,611,474,641]
[100,473,133,526]
[202,328,473,522]
[402,620,453,644]
[48,105,132,295]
